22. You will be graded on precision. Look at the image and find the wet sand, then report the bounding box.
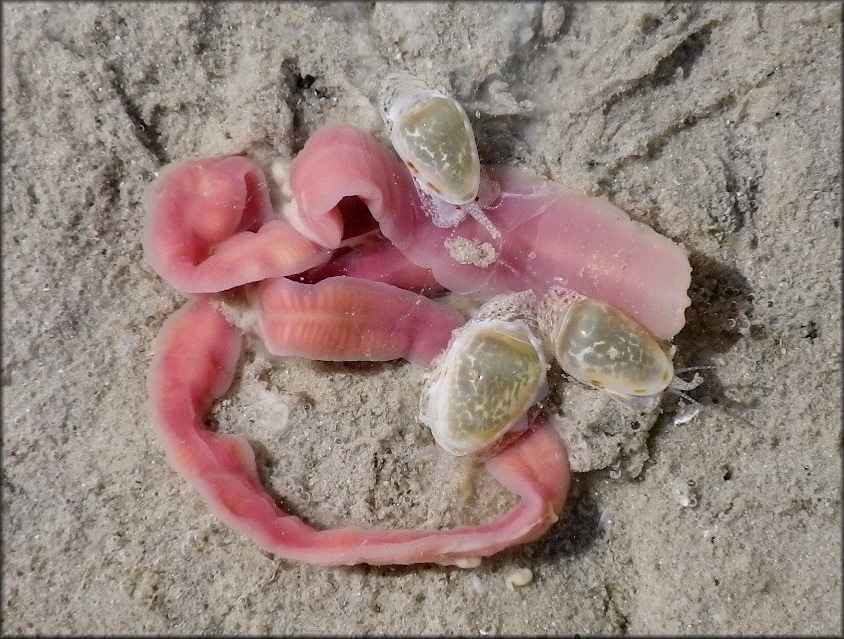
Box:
[3,3,841,634]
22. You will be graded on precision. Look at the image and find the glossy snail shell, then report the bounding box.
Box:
[421,318,548,456]
[379,72,481,206]
[551,298,674,398]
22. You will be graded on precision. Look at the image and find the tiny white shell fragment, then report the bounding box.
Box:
[673,399,703,425]
[597,506,613,535]
[422,319,548,456]
[505,568,534,590]
[379,72,481,205]
[551,298,674,398]
[672,479,699,508]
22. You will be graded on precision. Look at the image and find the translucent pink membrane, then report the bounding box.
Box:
[289,125,691,340]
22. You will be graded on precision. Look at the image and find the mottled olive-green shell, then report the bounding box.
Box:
[424,319,547,456]
[552,299,673,397]
[380,74,480,205]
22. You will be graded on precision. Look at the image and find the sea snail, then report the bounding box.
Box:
[379,72,480,205]
[423,294,675,457]
[379,72,500,238]
[421,318,548,456]
[550,298,674,399]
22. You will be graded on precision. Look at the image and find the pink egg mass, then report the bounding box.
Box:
[142,123,691,566]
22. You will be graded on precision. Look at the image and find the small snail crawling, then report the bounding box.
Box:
[379,72,501,239]
[421,318,548,456]
[422,290,678,456]
[550,298,674,399]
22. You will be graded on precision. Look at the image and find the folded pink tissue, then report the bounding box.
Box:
[142,123,690,566]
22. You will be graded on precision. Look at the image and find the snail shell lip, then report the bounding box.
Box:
[379,74,480,205]
[552,298,674,398]
[422,318,548,456]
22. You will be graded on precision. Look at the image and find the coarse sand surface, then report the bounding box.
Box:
[2,2,841,635]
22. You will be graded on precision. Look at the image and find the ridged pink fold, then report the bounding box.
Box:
[142,156,331,293]
[252,275,464,366]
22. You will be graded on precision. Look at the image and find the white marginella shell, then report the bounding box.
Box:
[551,298,674,398]
[379,72,481,206]
[421,318,548,456]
